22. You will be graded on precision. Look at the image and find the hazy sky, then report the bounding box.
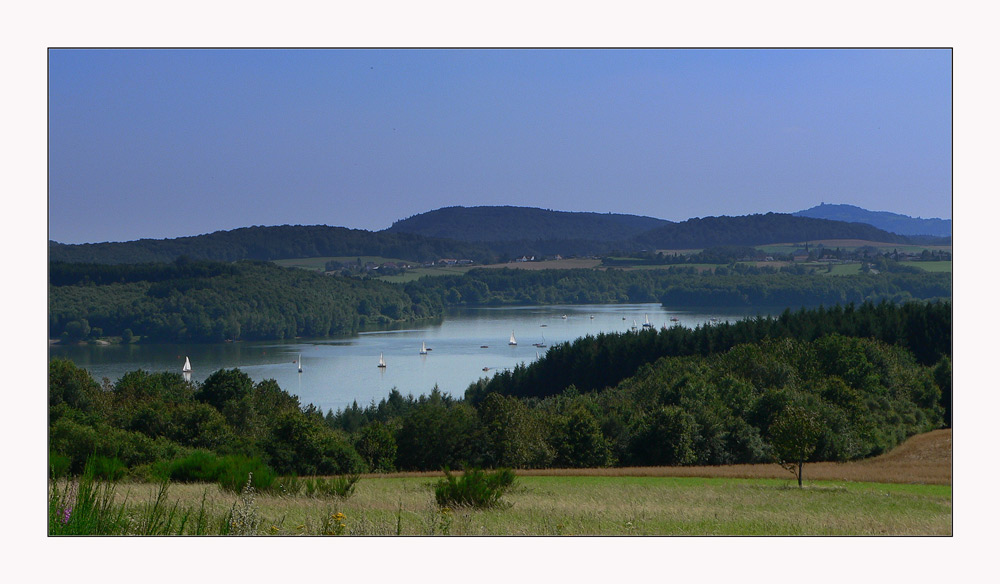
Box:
[48,48,952,244]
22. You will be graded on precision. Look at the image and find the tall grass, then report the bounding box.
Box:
[49,457,217,535]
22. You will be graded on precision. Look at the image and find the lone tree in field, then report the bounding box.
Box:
[768,405,823,488]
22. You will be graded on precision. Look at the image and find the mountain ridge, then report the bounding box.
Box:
[48,205,948,265]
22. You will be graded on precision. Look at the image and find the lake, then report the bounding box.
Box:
[49,303,777,413]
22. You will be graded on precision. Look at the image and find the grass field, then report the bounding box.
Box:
[62,430,950,536]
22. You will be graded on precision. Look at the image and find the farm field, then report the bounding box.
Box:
[63,430,950,536]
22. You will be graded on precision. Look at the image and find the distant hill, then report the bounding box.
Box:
[49,208,931,266]
[627,213,911,250]
[386,206,669,242]
[793,203,952,237]
[48,225,498,265]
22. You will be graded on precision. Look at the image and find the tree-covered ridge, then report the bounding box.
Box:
[49,259,442,342]
[387,205,670,242]
[794,203,952,238]
[466,301,951,404]
[629,213,911,250]
[48,224,499,265]
[48,208,931,266]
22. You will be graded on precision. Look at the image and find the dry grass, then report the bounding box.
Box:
[98,430,951,535]
[366,429,952,486]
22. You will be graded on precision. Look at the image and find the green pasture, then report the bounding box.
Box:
[900,260,952,273]
[72,474,950,536]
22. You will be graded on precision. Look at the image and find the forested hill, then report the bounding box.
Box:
[50,209,926,265]
[48,225,498,265]
[793,203,952,238]
[628,213,911,250]
[386,206,669,242]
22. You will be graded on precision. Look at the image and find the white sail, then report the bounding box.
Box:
[509,331,517,345]
[378,352,386,367]
[420,342,427,355]
[298,354,303,373]
[182,356,192,372]
[643,314,652,328]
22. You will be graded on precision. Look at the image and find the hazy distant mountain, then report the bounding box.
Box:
[628,213,911,250]
[793,203,951,237]
[385,206,669,242]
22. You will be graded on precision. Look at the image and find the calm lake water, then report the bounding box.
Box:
[49,303,777,413]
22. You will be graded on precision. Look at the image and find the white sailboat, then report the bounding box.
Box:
[377,352,386,368]
[631,320,638,331]
[642,314,653,328]
[509,331,517,346]
[297,354,303,373]
[182,356,192,373]
[420,342,428,355]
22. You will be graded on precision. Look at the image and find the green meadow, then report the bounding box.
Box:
[51,474,951,536]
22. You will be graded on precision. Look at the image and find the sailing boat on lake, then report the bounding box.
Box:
[297,354,302,373]
[509,331,517,346]
[182,356,192,373]
[420,342,428,355]
[642,314,653,329]
[377,353,386,368]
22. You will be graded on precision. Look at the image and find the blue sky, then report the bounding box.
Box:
[48,48,952,244]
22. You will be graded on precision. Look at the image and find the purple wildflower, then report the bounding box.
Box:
[62,507,72,524]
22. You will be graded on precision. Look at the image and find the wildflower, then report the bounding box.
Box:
[61,507,72,525]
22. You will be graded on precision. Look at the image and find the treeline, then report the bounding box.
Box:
[467,301,951,404]
[49,259,442,342]
[406,267,951,308]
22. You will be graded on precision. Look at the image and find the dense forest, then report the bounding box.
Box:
[49,259,444,342]
[49,302,950,478]
[410,267,952,309]
[466,301,951,404]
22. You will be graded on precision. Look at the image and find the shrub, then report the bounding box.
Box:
[216,456,277,493]
[304,475,361,499]
[163,450,223,483]
[86,455,128,481]
[49,453,71,479]
[434,468,517,509]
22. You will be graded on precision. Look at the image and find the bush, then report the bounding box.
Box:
[216,456,277,493]
[162,450,223,483]
[434,468,517,509]
[86,456,128,481]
